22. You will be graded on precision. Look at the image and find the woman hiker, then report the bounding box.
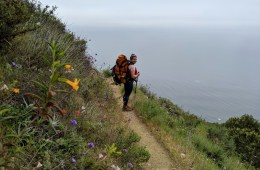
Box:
[122,54,140,111]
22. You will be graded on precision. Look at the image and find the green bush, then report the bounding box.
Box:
[225,114,259,132]
[120,146,150,168]
[193,135,225,168]
[158,97,183,116]
[116,131,141,149]
[139,84,156,99]
[102,68,112,78]
[207,125,235,153]
[225,114,260,168]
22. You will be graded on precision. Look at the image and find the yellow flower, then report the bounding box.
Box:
[65,64,71,70]
[66,78,80,91]
[13,88,20,94]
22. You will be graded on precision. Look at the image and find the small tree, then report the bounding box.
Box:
[225,114,260,168]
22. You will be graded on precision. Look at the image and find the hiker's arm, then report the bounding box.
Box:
[130,68,140,79]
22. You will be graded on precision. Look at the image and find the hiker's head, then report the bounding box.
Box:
[130,54,137,64]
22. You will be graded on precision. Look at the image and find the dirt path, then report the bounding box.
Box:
[109,81,173,170]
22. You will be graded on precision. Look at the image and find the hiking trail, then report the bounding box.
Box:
[109,80,174,170]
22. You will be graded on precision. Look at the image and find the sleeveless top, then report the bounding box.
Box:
[128,64,138,80]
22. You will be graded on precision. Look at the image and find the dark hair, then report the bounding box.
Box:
[130,54,137,60]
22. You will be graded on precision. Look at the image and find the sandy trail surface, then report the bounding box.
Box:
[110,81,174,170]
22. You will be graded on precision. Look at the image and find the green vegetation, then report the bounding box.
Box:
[225,114,260,168]
[130,84,259,169]
[0,1,149,169]
[1,0,259,170]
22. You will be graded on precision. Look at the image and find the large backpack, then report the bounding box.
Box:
[111,54,130,85]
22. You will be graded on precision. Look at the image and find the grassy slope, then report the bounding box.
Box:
[121,83,258,170]
[0,10,150,169]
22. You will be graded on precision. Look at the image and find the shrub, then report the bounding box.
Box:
[102,68,112,78]
[116,131,141,149]
[193,135,225,168]
[139,84,156,99]
[225,114,260,168]
[137,100,165,120]
[225,114,259,132]
[120,146,150,168]
[158,97,182,116]
[207,125,235,153]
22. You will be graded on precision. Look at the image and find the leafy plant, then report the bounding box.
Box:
[105,143,122,158]
[225,114,260,168]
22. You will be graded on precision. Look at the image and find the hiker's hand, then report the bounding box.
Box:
[137,72,140,77]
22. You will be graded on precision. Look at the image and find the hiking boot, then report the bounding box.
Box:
[122,105,132,111]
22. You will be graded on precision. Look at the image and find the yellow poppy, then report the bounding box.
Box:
[65,64,71,70]
[66,78,80,91]
[13,88,20,94]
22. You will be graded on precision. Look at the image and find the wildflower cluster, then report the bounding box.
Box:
[0,77,20,100]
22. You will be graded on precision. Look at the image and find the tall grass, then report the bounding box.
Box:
[130,84,256,170]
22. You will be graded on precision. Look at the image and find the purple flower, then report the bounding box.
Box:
[127,162,134,168]
[71,119,77,126]
[104,95,109,101]
[48,69,52,74]
[122,149,127,153]
[88,142,94,149]
[11,62,17,67]
[71,158,76,163]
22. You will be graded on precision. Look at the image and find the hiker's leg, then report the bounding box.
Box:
[123,81,133,106]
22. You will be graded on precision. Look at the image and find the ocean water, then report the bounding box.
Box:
[72,25,260,123]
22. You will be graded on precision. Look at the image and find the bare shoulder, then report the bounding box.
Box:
[128,64,135,70]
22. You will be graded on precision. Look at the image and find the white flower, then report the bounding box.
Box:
[36,22,41,26]
[0,84,9,90]
[81,106,86,113]
[180,153,186,158]
[98,153,104,159]
[36,161,43,168]
[110,164,121,170]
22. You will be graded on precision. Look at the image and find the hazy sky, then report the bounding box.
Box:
[39,0,260,28]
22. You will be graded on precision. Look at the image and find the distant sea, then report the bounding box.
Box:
[71,25,260,123]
